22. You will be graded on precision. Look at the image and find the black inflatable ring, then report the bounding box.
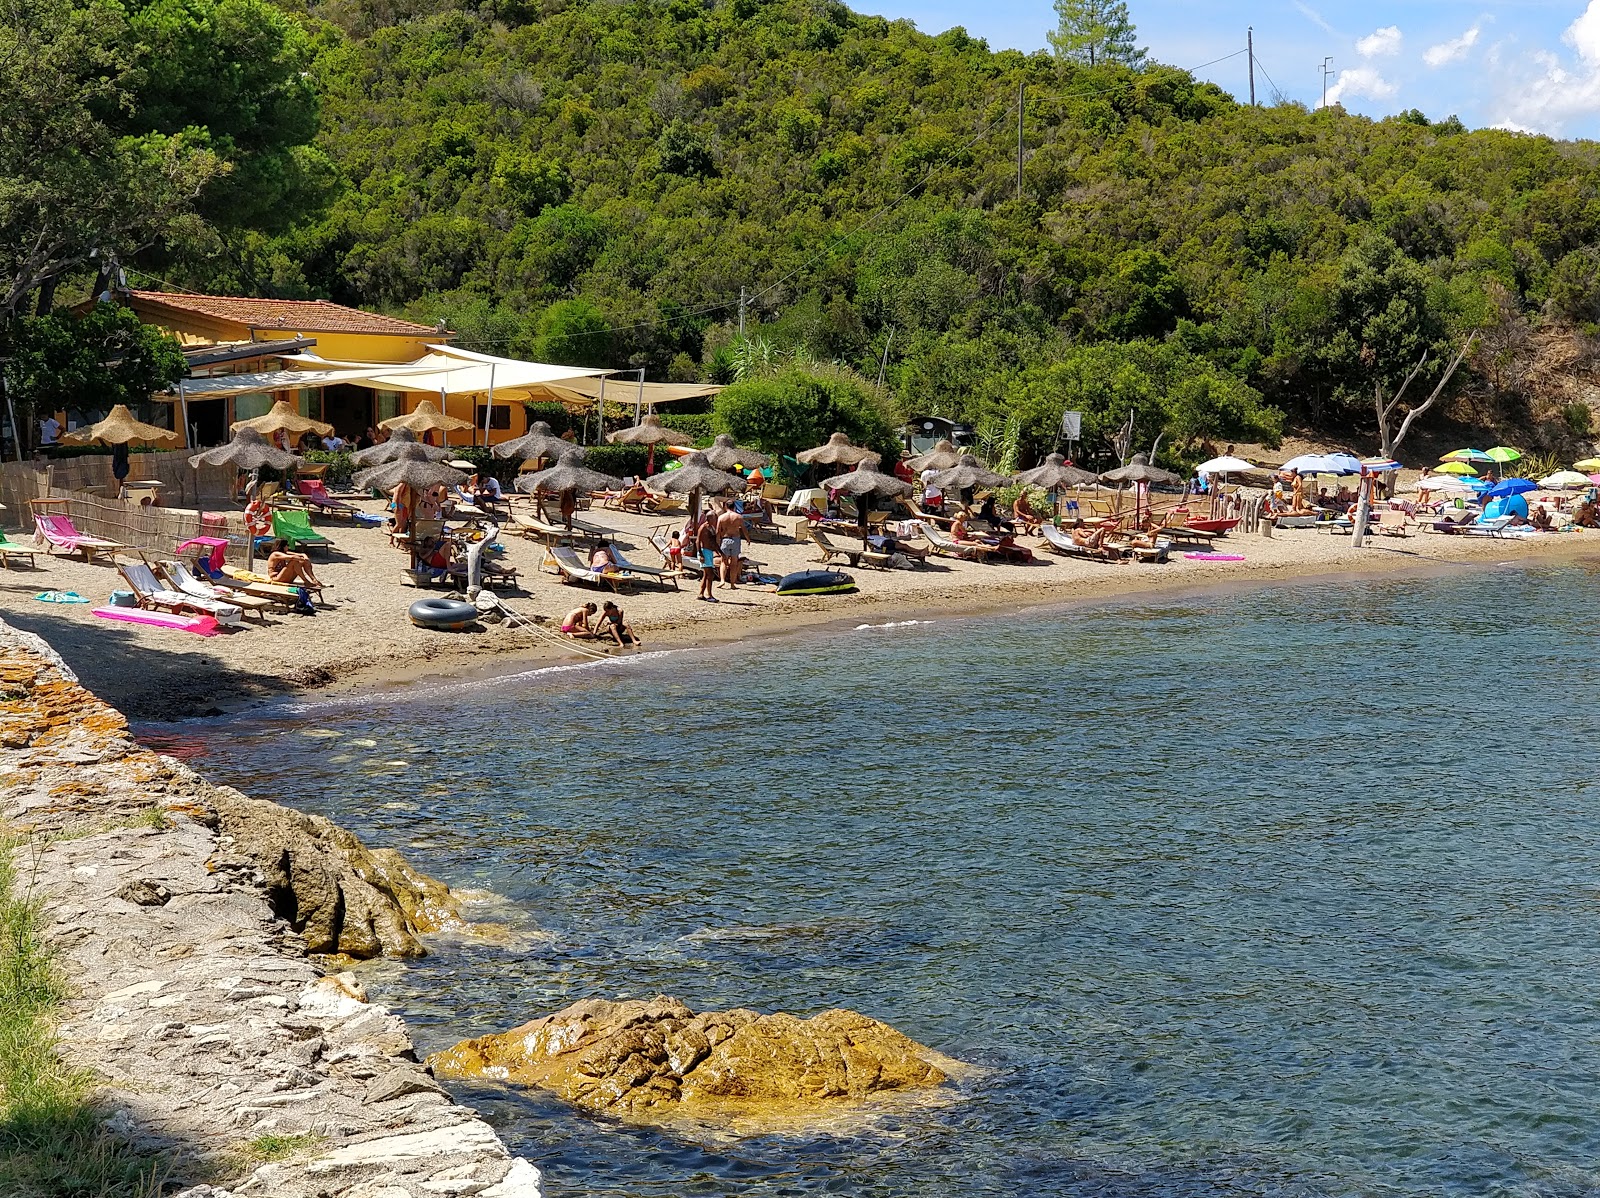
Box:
[409,596,478,630]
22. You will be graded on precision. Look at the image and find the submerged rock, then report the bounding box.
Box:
[429,995,953,1123]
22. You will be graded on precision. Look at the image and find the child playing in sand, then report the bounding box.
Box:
[561,602,597,638]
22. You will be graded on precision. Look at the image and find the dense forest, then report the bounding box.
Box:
[10,0,1600,465]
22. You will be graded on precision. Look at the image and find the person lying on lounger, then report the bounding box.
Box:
[1071,525,1123,561]
[590,544,622,575]
[267,539,323,587]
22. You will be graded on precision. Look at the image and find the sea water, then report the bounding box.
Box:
[166,561,1600,1197]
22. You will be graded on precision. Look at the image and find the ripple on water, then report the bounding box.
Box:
[181,565,1600,1198]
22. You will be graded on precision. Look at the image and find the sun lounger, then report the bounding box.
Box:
[218,565,320,607]
[604,484,668,513]
[159,561,274,622]
[1155,525,1219,547]
[922,523,992,562]
[271,507,332,554]
[294,478,359,518]
[33,511,124,563]
[508,503,609,546]
[1458,514,1516,537]
[546,544,637,591]
[1372,509,1413,537]
[1040,524,1121,563]
[606,544,683,590]
[0,529,39,567]
[1107,536,1173,564]
[810,527,891,569]
[118,560,243,626]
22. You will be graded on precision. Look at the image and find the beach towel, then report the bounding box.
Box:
[34,590,89,603]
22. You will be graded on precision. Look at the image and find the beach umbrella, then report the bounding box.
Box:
[701,433,770,473]
[1013,453,1098,521]
[819,454,913,540]
[188,427,300,472]
[379,399,472,440]
[607,413,693,474]
[515,449,624,530]
[1574,457,1600,472]
[905,439,964,472]
[1279,453,1329,473]
[1432,460,1479,476]
[1408,475,1478,494]
[1485,446,1522,465]
[1197,455,1257,475]
[231,400,333,440]
[929,453,1010,495]
[1442,448,1494,463]
[797,432,875,469]
[1100,454,1183,525]
[492,420,572,465]
[61,404,181,448]
[1484,477,1536,500]
[1539,470,1591,490]
[351,427,452,466]
[352,443,468,493]
[644,450,747,525]
[1359,457,1402,472]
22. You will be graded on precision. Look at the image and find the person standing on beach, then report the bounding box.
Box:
[695,515,718,602]
[715,502,744,590]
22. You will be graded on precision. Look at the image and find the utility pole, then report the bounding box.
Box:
[1016,81,1025,202]
[1320,57,1334,108]
[1247,28,1255,106]
[738,286,746,339]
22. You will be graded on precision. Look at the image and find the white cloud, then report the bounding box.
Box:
[1356,25,1403,57]
[1323,66,1399,106]
[1294,1,1338,36]
[1490,1,1600,134]
[1423,25,1480,68]
[1568,0,1600,64]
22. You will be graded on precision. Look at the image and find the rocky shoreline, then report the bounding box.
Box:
[0,617,541,1197]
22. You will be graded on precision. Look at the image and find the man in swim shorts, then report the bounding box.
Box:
[715,502,745,590]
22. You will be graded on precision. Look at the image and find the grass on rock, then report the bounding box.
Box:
[0,838,168,1198]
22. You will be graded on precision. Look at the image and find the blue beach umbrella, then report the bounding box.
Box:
[1485,478,1536,499]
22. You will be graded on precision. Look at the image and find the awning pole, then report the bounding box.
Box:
[178,378,190,449]
[596,374,606,444]
[635,368,645,425]
[440,385,449,448]
[483,363,496,447]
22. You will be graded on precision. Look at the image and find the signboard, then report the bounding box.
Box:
[1061,410,1082,440]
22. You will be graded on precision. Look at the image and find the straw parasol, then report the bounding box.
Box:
[61,404,180,447]
[351,427,452,466]
[1013,453,1098,520]
[515,449,624,531]
[607,413,693,474]
[352,443,468,493]
[819,453,912,540]
[379,399,472,439]
[188,427,300,471]
[929,453,1010,495]
[797,432,875,469]
[492,421,570,464]
[702,433,770,473]
[644,450,747,525]
[1100,453,1182,524]
[905,439,963,473]
[231,400,333,440]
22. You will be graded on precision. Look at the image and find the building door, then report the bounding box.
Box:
[322,384,372,438]
[189,399,228,448]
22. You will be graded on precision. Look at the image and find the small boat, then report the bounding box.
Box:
[1181,517,1239,534]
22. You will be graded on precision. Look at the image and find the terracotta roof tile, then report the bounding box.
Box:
[130,291,446,338]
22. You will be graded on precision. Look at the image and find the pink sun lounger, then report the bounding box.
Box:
[92,607,221,636]
[35,512,125,562]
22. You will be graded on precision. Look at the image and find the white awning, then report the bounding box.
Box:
[161,365,432,400]
[543,377,723,405]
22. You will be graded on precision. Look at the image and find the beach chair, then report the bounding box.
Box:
[118,559,243,626]
[508,503,607,547]
[271,508,332,555]
[159,561,273,623]
[32,510,124,564]
[922,523,991,562]
[608,545,684,590]
[0,528,39,567]
[219,565,321,607]
[1373,509,1412,538]
[294,478,359,519]
[1040,524,1119,563]
[604,484,659,513]
[1459,514,1515,538]
[810,527,891,569]
[546,544,637,591]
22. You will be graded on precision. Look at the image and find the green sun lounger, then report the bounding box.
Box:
[271,508,332,555]
[0,528,39,567]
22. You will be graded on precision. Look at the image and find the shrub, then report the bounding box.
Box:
[300,449,354,486]
[656,413,715,443]
[713,368,900,463]
[1563,402,1594,436]
[580,442,651,479]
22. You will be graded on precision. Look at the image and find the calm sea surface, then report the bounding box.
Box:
[163,561,1600,1197]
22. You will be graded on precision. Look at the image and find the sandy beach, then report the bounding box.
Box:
[1,499,1593,719]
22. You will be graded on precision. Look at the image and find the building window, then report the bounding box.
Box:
[234,393,273,421]
[375,390,402,423]
[474,404,512,430]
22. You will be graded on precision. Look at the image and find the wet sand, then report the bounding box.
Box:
[2,498,1592,719]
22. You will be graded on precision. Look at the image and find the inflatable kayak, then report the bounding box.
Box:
[409,596,478,630]
[776,569,857,595]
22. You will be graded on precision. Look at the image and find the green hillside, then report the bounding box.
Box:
[21,0,1600,464]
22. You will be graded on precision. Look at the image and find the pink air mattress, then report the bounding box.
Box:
[1184,552,1246,561]
[92,607,221,636]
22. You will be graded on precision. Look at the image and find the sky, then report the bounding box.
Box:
[866,0,1600,139]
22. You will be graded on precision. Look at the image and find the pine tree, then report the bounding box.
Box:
[1048,0,1146,66]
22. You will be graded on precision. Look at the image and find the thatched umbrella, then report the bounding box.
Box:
[231,400,333,441]
[929,453,1009,494]
[644,450,747,526]
[1014,453,1098,521]
[60,403,181,487]
[1099,453,1182,524]
[351,427,452,466]
[819,453,913,541]
[905,439,962,473]
[607,413,693,475]
[797,431,875,469]
[702,433,770,474]
[379,399,473,444]
[188,427,301,472]
[352,444,468,493]
[492,421,570,466]
[514,449,624,532]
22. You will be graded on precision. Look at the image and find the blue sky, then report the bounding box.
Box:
[867,0,1600,139]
